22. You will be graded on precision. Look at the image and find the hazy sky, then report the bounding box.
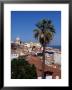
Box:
[11,11,61,46]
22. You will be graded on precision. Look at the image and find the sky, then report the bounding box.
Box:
[11,11,61,46]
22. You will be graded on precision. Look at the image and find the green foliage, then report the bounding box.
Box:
[33,19,55,46]
[11,58,37,79]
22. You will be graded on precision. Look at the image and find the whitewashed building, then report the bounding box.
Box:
[11,53,19,60]
[54,52,61,65]
[15,37,21,45]
[24,43,30,48]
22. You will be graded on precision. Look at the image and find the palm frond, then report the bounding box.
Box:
[33,29,39,40]
[48,25,55,33]
[43,30,53,44]
[33,19,55,45]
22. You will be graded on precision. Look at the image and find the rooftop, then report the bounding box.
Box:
[27,55,61,78]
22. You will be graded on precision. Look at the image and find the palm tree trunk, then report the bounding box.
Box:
[42,45,45,79]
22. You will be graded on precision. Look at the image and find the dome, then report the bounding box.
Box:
[16,37,20,41]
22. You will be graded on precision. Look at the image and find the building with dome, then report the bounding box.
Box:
[15,37,21,45]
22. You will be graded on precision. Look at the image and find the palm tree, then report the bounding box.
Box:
[33,19,55,79]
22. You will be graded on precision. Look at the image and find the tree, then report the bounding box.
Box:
[33,19,55,79]
[11,57,37,79]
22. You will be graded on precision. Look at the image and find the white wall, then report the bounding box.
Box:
[24,43,30,47]
[54,53,61,65]
[11,54,19,60]
[38,76,52,79]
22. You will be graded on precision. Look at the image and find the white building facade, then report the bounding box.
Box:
[11,53,19,60]
[54,52,61,65]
